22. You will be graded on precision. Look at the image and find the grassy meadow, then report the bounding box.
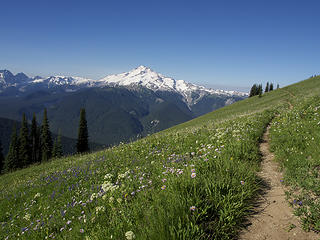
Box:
[1,75,320,239]
[270,96,320,232]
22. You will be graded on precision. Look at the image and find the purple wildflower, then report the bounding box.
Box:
[190,206,196,211]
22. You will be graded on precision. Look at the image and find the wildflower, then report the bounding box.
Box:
[66,220,72,225]
[101,182,114,192]
[60,227,65,232]
[34,193,41,198]
[280,179,284,183]
[90,193,98,201]
[104,173,113,179]
[240,180,245,185]
[191,169,196,173]
[161,178,167,183]
[190,206,196,211]
[161,185,166,190]
[23,213,31,221]
[95,206,105,214]
[191,173,196,178]
[125,231,135,240]
[109,196,114,203]
[80,229,84,233]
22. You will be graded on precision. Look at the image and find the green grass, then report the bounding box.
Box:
[1,75,320,239]
[269,96,320,232]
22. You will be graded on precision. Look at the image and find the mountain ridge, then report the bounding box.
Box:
[0,66,247,106]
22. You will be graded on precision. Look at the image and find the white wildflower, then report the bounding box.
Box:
[104,173,113,180]
[90,193,98,201]
[125,231,135,240]
[23,213,31,221]
[95,206,105,214]
[34,193,41,199]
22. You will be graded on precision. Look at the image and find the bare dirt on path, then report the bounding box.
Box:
[239,126,320,240]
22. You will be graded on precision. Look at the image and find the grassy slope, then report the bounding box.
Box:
[269,96,320,232]
[0,76,320,239]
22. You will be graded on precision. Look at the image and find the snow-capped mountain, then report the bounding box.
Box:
[97,65,247,105]
[0,66,248,147]
[0,66,248,106]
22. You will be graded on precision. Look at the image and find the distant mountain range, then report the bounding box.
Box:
[0,66,248,155]
[0,66,247,104]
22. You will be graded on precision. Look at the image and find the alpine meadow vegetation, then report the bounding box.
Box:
[0,75,320,239]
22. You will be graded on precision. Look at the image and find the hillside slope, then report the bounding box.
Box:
[0,117,103,155]
[0,75,319,239]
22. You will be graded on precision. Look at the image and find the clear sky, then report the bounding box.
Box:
[1,0,320,91]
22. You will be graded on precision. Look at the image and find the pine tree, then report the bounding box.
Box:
[269,83,274,91]
[40,109,52,162]
[258,84,263,97]
[265,82,269,93]
[249,84,258,97]
[37,125,42,161]
[77,108,89,153]
[30,113,40,164]
[0,140,4,174]
[19,113,31,167]
[52,130,63,158]
[4,125,20,171]
[277,84,280,89]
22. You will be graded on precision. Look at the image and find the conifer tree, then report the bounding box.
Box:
[0,140,4,174]
[4,125,19,171]
[249,84,258,97]
[52,131,63,158]
[258,84,263,97]
[277,84,279,89]
[265,82,269,93]
[269,83,274,91]
[77,108,89,153]
[37,125,42,161]
[30,113,40,163]
[40,109,52,162]
[19,113,31,167]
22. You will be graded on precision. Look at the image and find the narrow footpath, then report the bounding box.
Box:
[239,126,319,240]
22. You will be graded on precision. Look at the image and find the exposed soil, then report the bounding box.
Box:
[239,126,319,240]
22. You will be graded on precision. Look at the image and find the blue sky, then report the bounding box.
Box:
[0,0,320,91]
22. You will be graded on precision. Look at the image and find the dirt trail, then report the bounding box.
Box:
[239,126,319,240]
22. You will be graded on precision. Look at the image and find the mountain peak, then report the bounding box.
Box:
[130,65,153,75]
[135,65,150,71]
